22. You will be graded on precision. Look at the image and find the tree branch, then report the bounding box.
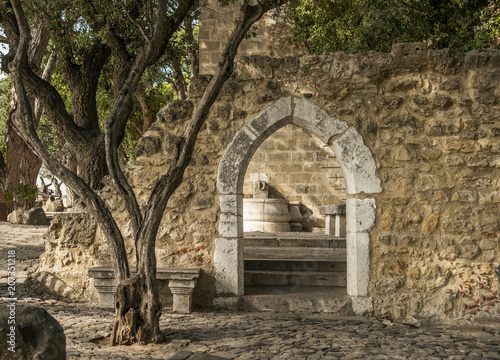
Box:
[104,0,195,243]
[136,0,282,274]
[121,0,150,43]
[8,0,130,281]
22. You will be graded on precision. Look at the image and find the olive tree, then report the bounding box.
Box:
[1,0,281,345]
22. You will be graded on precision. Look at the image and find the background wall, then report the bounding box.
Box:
[199,0,304,74]
[35,44,500,323]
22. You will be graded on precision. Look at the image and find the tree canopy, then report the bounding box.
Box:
[285,0,500,54]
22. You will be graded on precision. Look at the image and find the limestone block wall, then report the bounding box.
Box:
[243,124,345,231]
[37,44,500,323]
[199,0,304,74]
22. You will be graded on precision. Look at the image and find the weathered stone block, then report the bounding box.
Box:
[292,97,349,143]
[217,127,258,195]
[333,127,382,194]
[0,306,66,360]
[246,96,292,138]
[22,207,49,226]
[214,237,243,296]
[346,198,376,233]
[347,233,370,297]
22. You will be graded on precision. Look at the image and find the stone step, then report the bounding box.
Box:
[244,237,346,248]
[245,259,346,272]
[245,270,347,287]
[244,246,346,262]
[243,286,353,314]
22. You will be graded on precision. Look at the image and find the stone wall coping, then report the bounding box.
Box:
[320,204,346,215]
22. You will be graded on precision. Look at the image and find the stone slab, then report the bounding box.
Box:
[346,198,376,233]
[292,97,349,143]
[346,233,370,297]
[332,127,382,194]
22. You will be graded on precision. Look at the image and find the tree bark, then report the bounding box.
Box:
[170,55,187,100]
[185,10,199,78]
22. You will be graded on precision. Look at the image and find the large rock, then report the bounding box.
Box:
[46,198,64,212]
[7,209,23,224]
[22,207,49,225]
[0,305,66,360]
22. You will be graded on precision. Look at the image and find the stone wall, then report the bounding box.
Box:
[243,124,345,231]
[38,43,500,323]
[199,0,304,74]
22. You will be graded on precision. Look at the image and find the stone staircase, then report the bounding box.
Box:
[243,232,351,313]
[244,232,347,287]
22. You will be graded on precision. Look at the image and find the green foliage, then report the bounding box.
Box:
[5,183,38,211]
[285,0,500,54]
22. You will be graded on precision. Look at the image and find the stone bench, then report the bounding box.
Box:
[88,267,201,313]
[319,204,346,237]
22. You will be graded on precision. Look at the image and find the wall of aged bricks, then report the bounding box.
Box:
[199,0,304,74]
[243,125,345,231]
[36,43,500,323]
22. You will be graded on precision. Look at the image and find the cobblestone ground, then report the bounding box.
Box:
[1,224,500,359]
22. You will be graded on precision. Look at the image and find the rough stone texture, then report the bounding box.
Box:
[46,198,64,212]
[37,45,500,324]
[36,213,103,302]
[292,97,349,143]
[7,209,23,224]
[351,296,373,316]
[346,198,376,233]
[0,305,66,360]
[22,207,49,225]
[333,127,383,195]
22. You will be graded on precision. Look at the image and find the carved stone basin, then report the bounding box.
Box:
[243,198,291,232]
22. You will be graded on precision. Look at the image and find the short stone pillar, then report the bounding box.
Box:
[320,204,346,237]
[168,279,197,313]
[156,268,201,314]
[88,267,116,308]
[88,267,201,313]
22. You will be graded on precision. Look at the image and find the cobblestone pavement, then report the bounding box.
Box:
[1,223,500,359]
[1,293,499,360]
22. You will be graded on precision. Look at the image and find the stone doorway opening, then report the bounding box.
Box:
[216,97,382,314]
[241,124,349,311]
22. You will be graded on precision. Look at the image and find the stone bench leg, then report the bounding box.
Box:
[93,279,116,308]
[168,279,197,313]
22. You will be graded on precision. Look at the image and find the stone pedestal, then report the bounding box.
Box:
[168,279,197,313]
[320,204,346,237]
[88,267,201,313]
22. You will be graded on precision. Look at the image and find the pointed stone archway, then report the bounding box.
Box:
[216,96,382,313]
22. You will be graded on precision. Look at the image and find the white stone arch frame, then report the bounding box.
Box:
[216,96,382,306]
